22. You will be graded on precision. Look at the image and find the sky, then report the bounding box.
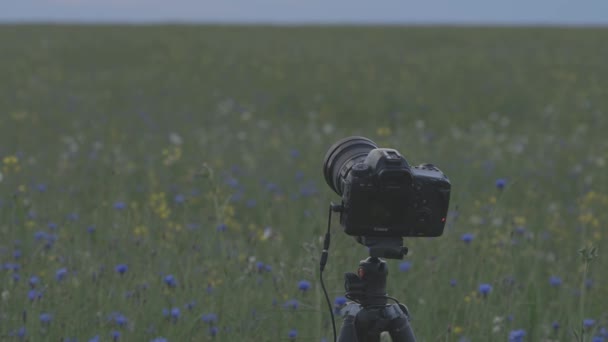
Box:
[2,0,608,25]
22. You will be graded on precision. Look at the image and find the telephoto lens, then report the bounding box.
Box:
[322,136,377,195]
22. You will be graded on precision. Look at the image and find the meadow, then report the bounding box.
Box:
[0,25,607,341]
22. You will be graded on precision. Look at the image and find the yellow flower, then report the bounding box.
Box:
[376,127,392,137]
[453,326,464,334]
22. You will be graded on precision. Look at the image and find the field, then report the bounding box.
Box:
[0,25,607,341]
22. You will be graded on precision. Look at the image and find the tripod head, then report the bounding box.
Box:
[344,257,389,307]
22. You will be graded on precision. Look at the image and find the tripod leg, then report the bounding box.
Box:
[387,316,416,342]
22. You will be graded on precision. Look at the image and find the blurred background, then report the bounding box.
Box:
[1,2,607,342]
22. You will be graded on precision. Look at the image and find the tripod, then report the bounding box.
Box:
[336,257,416,342]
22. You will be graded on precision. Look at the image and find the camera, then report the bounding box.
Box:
[323,136,450,257]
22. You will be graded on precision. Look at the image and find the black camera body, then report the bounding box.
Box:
[323,137,451,241]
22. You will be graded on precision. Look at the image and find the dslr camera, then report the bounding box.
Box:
[323,136,451,259]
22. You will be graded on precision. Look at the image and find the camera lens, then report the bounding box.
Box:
[322,136,377,195]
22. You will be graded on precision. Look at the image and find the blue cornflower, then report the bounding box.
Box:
[29,276,40,288]
[36,184,47,192]
[399,261,412,272]
[246,199,257,208]
[496,178,507,190]
[56,268,68,281]
[185,301,196,311]
[289,149,300,158]
[164,275,177,288]
[40,313,52,324]
[111,330,121,341]
[87,226,96,234]
[113,202,126,210]
[150,338,168,342]
[288,329,298,339]
[9,326,26,338]
[478,283,493,296]
[170,307,180,321]
[34,231,48,241]
[552,321,559,331]
[583,319,596,328]
[450,279,457,287]
[48,222,58,230]
[508,329,526,342]
[591,337,604,342]
[256,261,265,272]
[216,223,227,232]
[114,314,128,327]
[87,336,99,342]
[461,233,474,244]
[13,249,22,259]
[209,326,219,336]
[115,264,128,275]
[298,280,311,292]
[174,194,185,204]
[28,289,42,301]
[549,276,562,287]
[284,299,300,310]
[67,212,79,221]
[201,313,218,323]
[334,296,347,307]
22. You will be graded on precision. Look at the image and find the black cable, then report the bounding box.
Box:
[320,204,337,342]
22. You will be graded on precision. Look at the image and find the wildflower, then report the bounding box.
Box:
[113,202,127,210]
[216,223,227,232]
[209,326,219,336]
[40,313,52,324]
[478,283,493,296]
[298,280,311,292]
[111,330,121,341]
[508,329,526,342]
[255,261,265,272]
[9,327,26,338]
[114,313,128,327]
[288,329,298,339]
[56,268,68,281]
[583,319,596,328]
[174,194,185,204]
[289,149,300,158]
[29,276,39,288]
[28,289,42,301]
[36,184,47,192]
[88,336,100,342]
[551,321,559,332]
[114,264,128,275]
[87,226,96,234]
[591,336,604,342]
[164,275,177,288]
[185,301,196,311]
[201,313,218,323]
[284,299,300,310]
[170,307,180,321]
[399,261,412,272]
[496,178,507,190]
[151,338,168,342]
[461,233,474,244]
[450,279,457,287]
[549,276,562,287]
[334,296,347,307]
[13,250,21,259]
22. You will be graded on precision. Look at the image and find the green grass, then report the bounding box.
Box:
[0,24,607,341]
